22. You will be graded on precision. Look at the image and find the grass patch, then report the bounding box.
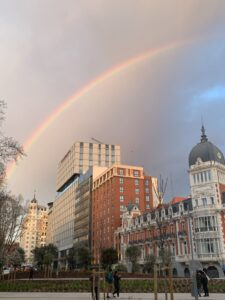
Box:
[0,278,224,293]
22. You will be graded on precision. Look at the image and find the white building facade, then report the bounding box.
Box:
[188,126,225,276]
[20,196,48,264]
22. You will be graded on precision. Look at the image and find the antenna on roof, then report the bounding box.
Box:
[91,137,104,144]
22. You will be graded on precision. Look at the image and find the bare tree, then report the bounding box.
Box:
[0,100,24,182]
[0,100,25,276]
[0,192,26,272]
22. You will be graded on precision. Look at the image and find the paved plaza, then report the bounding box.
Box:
[0,293,224,300]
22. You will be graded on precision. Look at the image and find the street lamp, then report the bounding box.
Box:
[187,204,198,300]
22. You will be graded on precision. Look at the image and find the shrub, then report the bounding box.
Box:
[114,264,128,273]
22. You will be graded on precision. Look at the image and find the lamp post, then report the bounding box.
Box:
[156,216,168,300]
[187,204,198,300]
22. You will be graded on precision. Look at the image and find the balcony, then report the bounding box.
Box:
[197,253,220,261]
[175,254,189,262]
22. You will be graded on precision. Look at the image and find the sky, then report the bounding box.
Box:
[1,0,225,204]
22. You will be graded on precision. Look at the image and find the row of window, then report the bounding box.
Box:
[194,215,218,232]
[120,195,150,202]
[192,170,211,184]
[120,203,150,211]
[196,238,219,254]
[193,197,214,207]
[119,187,150,193]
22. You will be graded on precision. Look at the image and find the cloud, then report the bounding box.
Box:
[196,85,225,102]
[2,0,225,203]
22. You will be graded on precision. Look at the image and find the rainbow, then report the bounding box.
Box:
[7,40,190,179]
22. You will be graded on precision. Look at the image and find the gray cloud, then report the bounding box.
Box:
[1,0,225,203]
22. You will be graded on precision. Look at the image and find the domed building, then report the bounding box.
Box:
[188,126,225,278]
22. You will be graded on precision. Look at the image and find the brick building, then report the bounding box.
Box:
[92,164,158,263]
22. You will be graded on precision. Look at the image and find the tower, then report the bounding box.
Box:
[188,126,225,277]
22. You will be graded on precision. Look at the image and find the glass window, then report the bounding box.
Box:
[146,195,150,201]
[193,174,196,184]
[135,197,139,203]
[135,179,139,185]
[135,188,139,194]
[200,172,204,182]
[145,180,149,186]
[119,169,124,175]
[120,205,125,211]
[207,170,211,181]
[133,170,140,177]
[146,204,150,209]
[120,187,124,193]
[119,177,124,184]
[120,195,124,202]
[145,188,149,193]
[202,198,207,206]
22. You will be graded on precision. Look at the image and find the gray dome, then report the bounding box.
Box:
[189,126,225,167]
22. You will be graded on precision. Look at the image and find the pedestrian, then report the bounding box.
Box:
[105,268,114,299]
[222,264,225,276]
[29,267,34,280]
[201,268,209,297]
[90,272,100,300]
[196,270,202,297]
[113,270,121,298]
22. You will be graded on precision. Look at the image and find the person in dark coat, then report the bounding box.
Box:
[112,271,121,298]
[90,272,100,300]
[29,267,34,280]
[201,268,209,297]
[196,270,202,297]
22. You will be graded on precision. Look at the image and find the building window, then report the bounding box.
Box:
[221,192,225,204]
[210,197,214,205]
[120,195,124,202]
[119,169,124,176]
[202,198,207,206]
[183,241,187,254]
[195,199,198,207]
[120,187,124,193]
[207,170,211,181]
[134,179,139,185]
[135,197,139,203]
[133,170,140,177]
[145,188,149,193]
[119,177,124,184]
[120,205,125,211]
[146,195,150,202]
[193,174,196,184]
[146,204,150,209]
[145,180,149,186]
[135,188,139,194]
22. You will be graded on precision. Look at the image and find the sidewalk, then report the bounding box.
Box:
[0,293,224,300]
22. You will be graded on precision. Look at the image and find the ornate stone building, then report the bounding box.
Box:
[20,196,48,264]
[188,126,225,277]
[115,127,225,277]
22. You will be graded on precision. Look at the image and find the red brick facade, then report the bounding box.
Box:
[91,165,157,263]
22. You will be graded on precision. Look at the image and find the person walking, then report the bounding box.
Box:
[201,268,209,297]
[112,271,121,298]
[90,272,100,300]
[105,268,114,299]
[196,270,202,297]
[222,264,225,276]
